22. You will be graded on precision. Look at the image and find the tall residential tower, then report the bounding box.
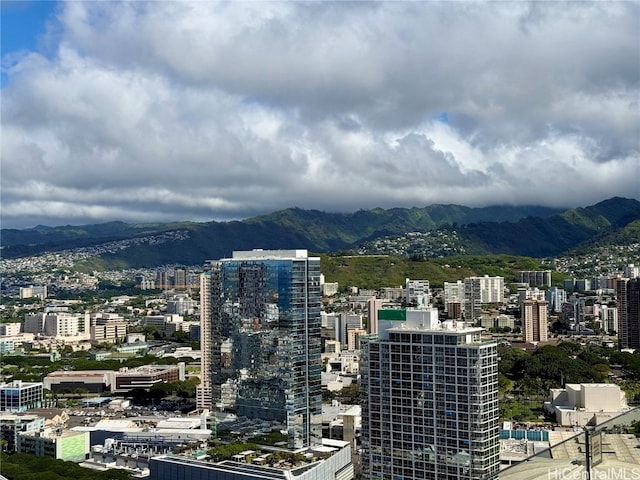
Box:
[198,250,322,449]
[522,298,549,343]
[616,277,640,349]
[360,308,499,480]
[463,276,504,323]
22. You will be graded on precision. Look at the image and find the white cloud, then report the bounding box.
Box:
[1,0,638,228]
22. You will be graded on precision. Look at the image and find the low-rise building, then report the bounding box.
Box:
[0,414,45,452]
[18,427,89,462]
[19,285,47,300]
[143,314,194,337]
[0,381,43,412]
[545,383,628,426]
[324,405,361,450]
[0,339,15,354]
[114,363,185,393]
[89,313,128,344]
[44,364,185,395]
[0,333,35,352]
[44,371,116,394]
[479,315,515,331]
[166,294,197,315]
[0,323,22,337]
[149,438,354,480]
[114,342,149,356]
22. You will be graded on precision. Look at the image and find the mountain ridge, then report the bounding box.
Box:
[1,197,638,267]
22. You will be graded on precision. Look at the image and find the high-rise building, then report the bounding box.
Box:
[443,280,464,313]
[546,287,567,313]
[320,273,339,297]
[518,270,552,288]
[346,313,363,330]
[599,304,618,334]
[518,287,545,313]
[406,278,431,305]
[522,299,549,343]
[23,312,87,338]
[616,278,640,349]
[591,276,609,291]
[624,264,640,279]
[360,308,499,480]
[366,297,384,335]
[198,249,322,449]
[321,312,339,340]
[464,278,483,322]
[173,268,187,290]
[347,327,367,351]
[463,276,504,323]
[156,271,169,290]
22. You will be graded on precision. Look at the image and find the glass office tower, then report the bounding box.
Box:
[360,308,500,480]
[199,250,322,449]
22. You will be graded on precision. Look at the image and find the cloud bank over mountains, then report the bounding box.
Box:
[2,1,638,228]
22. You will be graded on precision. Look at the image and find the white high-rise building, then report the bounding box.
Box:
[599,304,618,334]
[361,308,499,480]
[406,278,430,305]
[443,280,464,313]
[463,276,504,323]
[624,264,640,279]
[23,312,87,338]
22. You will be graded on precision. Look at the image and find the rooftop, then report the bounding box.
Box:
[117,365,178,376]
[230,249,311,260]
[46,370,112,378]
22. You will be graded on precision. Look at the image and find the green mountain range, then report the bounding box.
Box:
[458,197,640,257]
[1,197,638,268]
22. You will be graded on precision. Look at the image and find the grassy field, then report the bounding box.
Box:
[319,254,547,290]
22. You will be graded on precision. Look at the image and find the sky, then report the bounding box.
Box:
[1,1,639,229]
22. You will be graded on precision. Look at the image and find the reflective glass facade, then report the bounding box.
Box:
[201,250,322,449]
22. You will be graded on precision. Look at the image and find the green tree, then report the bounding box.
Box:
[498,346,528,379]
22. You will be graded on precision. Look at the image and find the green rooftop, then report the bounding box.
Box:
[378,309,406,321]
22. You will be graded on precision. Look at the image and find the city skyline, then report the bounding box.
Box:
[2,1,638,229]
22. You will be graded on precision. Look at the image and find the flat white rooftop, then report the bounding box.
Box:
[231,249,311,260]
